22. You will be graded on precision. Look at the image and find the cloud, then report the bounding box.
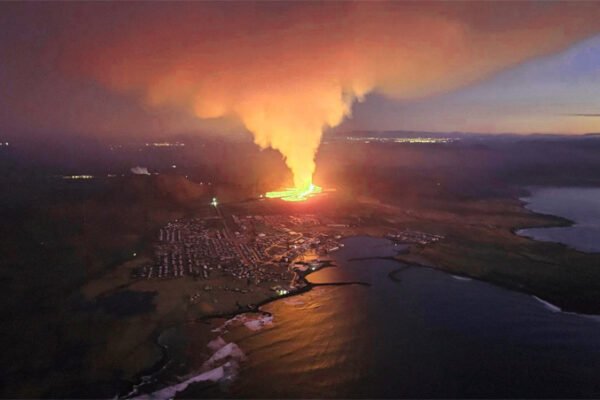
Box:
[44,2,600,186]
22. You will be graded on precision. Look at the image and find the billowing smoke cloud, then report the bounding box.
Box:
[60,2,600,189]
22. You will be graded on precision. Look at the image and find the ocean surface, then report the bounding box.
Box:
[517,187,600,252]
[177,236,600,398]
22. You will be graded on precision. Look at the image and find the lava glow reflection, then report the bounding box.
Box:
[266,183,323,202]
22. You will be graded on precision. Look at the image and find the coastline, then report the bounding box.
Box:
[393,251,600,319]
[170,236,600,399]
[509,190,576,243]
[385,191,600,316]
[514,187,600,254]
[532,296,600,322]
[125,229,600,399]
[123,187,600,398]
[342,234,600,322]
[511,192,576,250]
[122,257,372,399]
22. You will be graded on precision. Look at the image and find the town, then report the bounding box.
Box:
[130,209,447,304]
[133,213,345,289]
[385,230,444,245]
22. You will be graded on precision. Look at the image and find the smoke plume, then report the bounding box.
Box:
[60,2,600,189]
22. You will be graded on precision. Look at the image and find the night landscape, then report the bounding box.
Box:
[2,2,600,399]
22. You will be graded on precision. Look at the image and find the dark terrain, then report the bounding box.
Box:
[1,132,600,397]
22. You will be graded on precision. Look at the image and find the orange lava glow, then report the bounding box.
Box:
[61,3,600,184]
[266,183,323,202]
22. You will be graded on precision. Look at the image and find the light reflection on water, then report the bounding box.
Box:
[182,236,600,398]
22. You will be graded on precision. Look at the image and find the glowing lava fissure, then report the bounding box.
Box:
[266,183,323,202]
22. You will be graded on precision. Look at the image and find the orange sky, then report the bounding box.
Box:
[57,2,600,187]
[2,2,600,185]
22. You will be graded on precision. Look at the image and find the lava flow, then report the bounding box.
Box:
[266,183,323,202]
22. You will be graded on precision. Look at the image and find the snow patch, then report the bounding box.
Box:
[243,315,273,331]
[212,313,274,333]
[131,166,150,175]
[207,336,227,352]
[203,342,247,370]
[533,296,561,313]
[134,366,224,400]
[532,296,600,322]
[133,338,247,400]
[451,275,472,282]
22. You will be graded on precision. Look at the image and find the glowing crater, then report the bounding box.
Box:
[266,183,323,202]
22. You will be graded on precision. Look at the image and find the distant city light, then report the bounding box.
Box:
[62,175,94,180]
[344,136,459,144]
[145,142,185,147]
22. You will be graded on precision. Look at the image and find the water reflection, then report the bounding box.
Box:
[183,237,600,398]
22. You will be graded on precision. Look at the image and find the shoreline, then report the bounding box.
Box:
[509,196,574,238]
[384,191,600,317]
[512,190,600,255]
[532,295,600,322]
[340,235,600,319]
[393,253,600,319]
[123,231,600,399]
[121,257,372,399]
[144,234,600,400]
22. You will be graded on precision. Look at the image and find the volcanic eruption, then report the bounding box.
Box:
[58,2,600,201]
